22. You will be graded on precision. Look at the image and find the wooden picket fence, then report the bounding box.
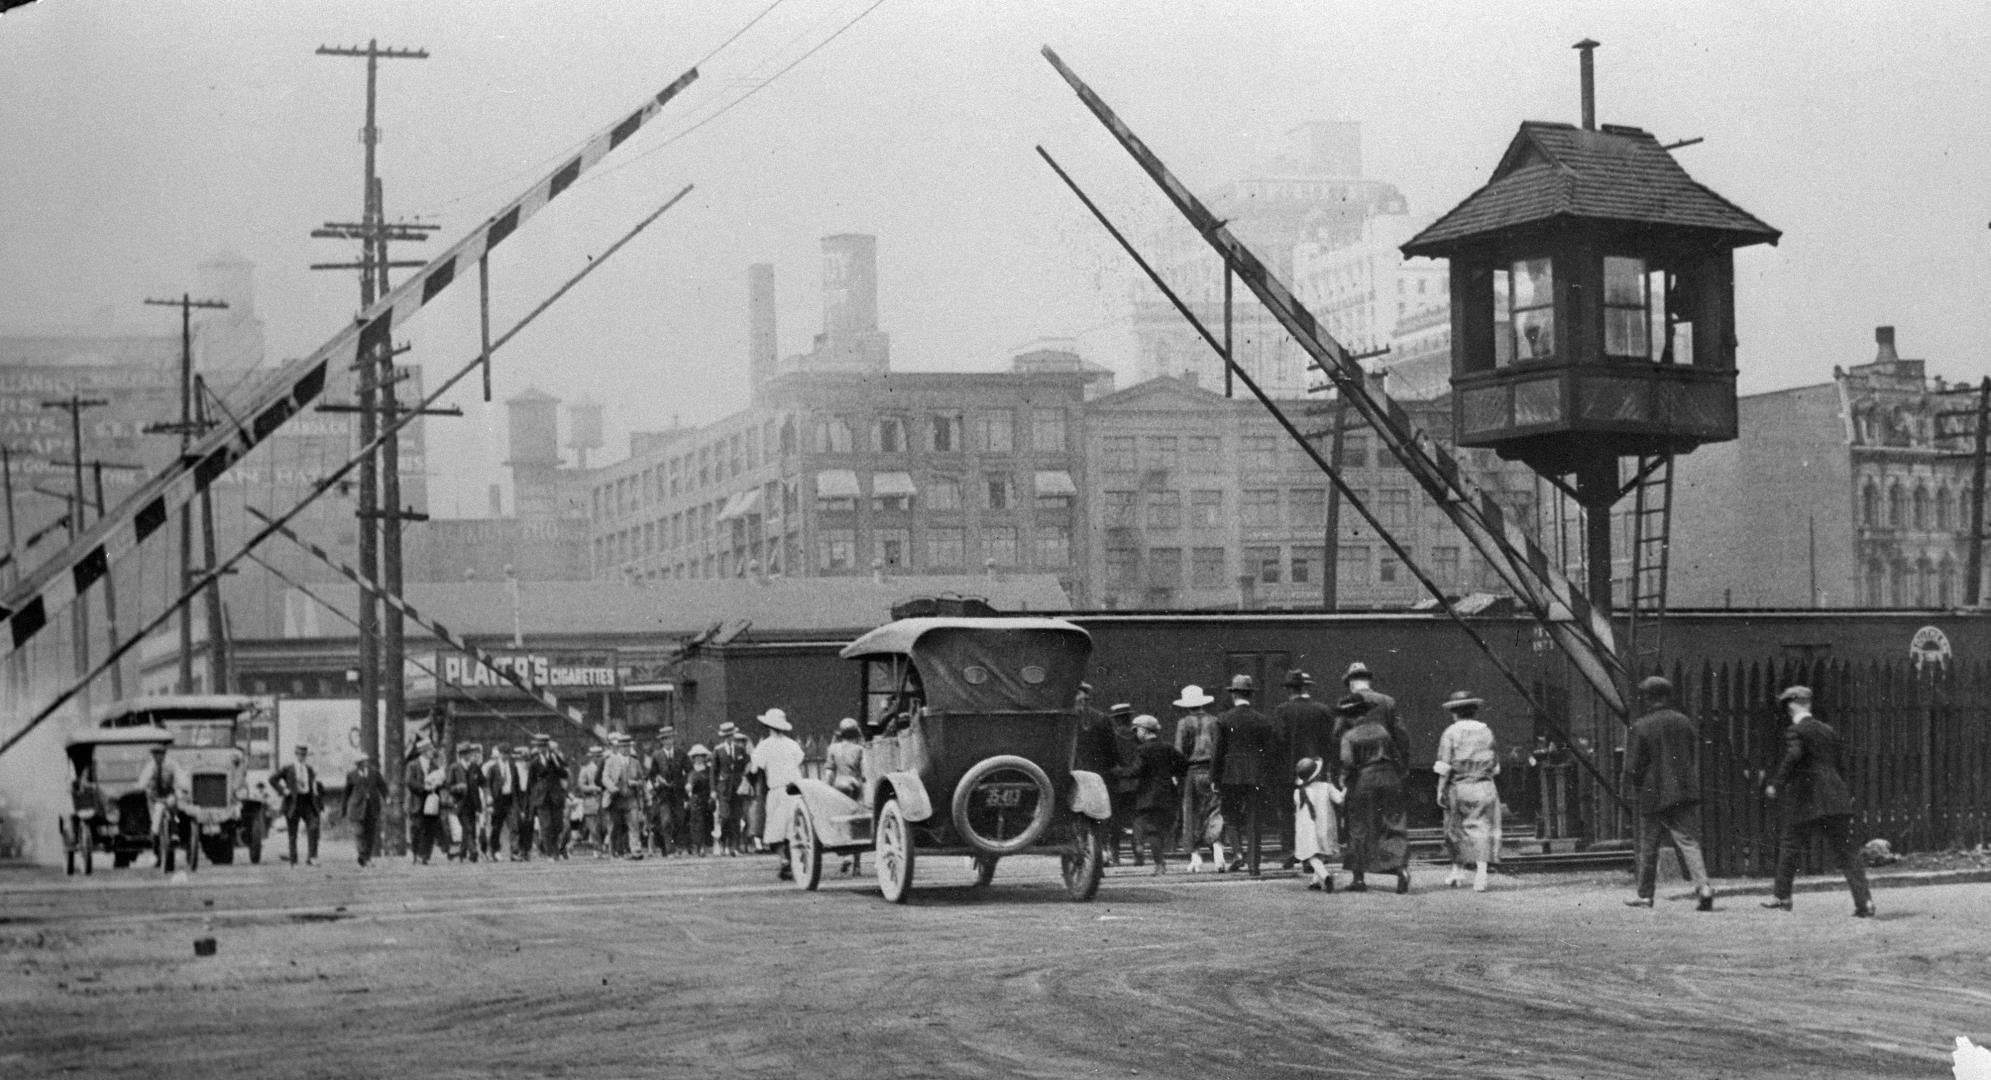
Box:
[1664,656,1991,876]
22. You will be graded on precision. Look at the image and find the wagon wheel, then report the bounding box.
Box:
[1061,816,1104,902]
[875,798,915,904]
[969,854,998,887]
[79,821,93,876]
[184,815,199,873]
[156,814,174,874]
[788,803,822,891]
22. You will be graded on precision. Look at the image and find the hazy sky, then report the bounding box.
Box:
[4,1,1988,516]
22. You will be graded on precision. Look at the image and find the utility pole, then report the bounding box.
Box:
[144,293,228,692]
[314,37,430,857]
[47,456,142,700]
[193,376,229,693]
[40,395,109,713]
[1970,378,1990,606]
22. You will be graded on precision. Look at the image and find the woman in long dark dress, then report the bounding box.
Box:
[1337,694,1411,893]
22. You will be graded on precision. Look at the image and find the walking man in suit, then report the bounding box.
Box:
[271,744,324,867]
[529,734,569,860]
[340,753,389,867]
[1211,674,1275,875]
[1273,671,1331,866]
[1764,685,1875,917]
[506,746,537,860]
[1621,676,1716,910]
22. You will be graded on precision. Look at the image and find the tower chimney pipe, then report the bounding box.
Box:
[1575,39,1600,130]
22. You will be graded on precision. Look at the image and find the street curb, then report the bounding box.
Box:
[1667,867,1991,902]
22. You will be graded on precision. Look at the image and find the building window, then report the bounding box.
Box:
[987,526,1019,567]
[818,493,857,513]
[1145,435,1179,472]
[816,417,854,454]
[1377,488,1412,529]
[1498,256,1555,365]
[1912,485,1930,530]
[1940,558,1958,606]
[1888,559,1908,606]
[1106,547,1139,589]
[1242,435,1279,472]
[985,475,1014,511]
[1342,433,1369,469]
[930,414,962,453]
[1188,435,1223,468]
[1916,558,1935,606]
[783,480,799,517]
[873,492,912,513]
[1035,525,1071,567]
[729,433,743,476]
[1603,256,1652,360]
[818,529,856,572]
[1861,482,1879,527]
[928,527,965,568]
[979,411,1015,453]
[928,476,962,512]
[1104,490,1137,527]
[1432,545,1461,590]
[1291,546,1322,585]
[1936,487,1954,530]
[1190,489,1224,528]
[1242,489,1280,528]
[1379,553,1403,586]
[877,528,911,569]
[1339,544,1371,586]
[1147,490,1182,529]
[1147,546,1182,588]
[1102,436,1137,472]
[1032,408,1067,453]
[1887,483,1904,528]
[1289,487,1326,528]
[1246,545,1281,584]
[1191,546,1227,588]
[875,416,907,453]
[1034,471,1077,510]
[780,418,797,456]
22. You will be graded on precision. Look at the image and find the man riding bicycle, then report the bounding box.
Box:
[133,743,183,869]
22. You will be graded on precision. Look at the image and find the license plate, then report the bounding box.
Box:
[202,824,222,836]
[981,786,1027,808]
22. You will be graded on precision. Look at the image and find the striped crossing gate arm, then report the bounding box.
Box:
[1040,46,1627,717]
[251,510,607,742]
[0,65,700,665]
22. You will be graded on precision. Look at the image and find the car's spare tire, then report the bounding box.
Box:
[950,755,1056,856]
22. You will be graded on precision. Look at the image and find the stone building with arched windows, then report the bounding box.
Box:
[1670,326,1983,609]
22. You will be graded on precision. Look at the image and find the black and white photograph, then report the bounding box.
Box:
[1,1,1989,1076]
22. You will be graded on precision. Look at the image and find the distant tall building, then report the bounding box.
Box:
[1670,326,1986,609]
[1133,121,1408,398]
[1292,213,1451,398]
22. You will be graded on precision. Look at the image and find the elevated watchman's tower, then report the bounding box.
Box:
[1401,40,1780,618]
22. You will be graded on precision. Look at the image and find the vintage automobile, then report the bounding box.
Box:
[59,726,191,874]
[95,696,258,865]
[784,615,1112,903]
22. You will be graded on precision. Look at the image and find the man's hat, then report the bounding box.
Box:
[658,726,676,737]
[1228,673,1256,693]
[531,733,552,746]
[458,742,477,754]
[1174,685,1215,709]
[1078,681,1094,695]
[1131,714,1161,734]
[1777,685,1813,705]
[1342,662,1373,684]
[1109,702,1134,717]
[837,717,860,734]
[611,732,633,745]
[587,745,605,757]
[688,743,711,758]
[1440,690,1483,713]
[717,721,737,737]
[149,742,169,754]
[1282,670,1315,689]
[1335,694,1371,717]
[757,708,793,732]
[294,744,310,754]
[1638,675,1673,698]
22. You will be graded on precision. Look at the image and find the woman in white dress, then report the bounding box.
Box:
[1433,691,1501,892]
[747,708,806,881]
[1292,756,1344,892]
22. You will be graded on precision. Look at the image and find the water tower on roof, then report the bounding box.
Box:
[1401,40,1779,622]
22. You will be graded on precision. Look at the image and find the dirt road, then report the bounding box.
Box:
[3,844,1985,1079]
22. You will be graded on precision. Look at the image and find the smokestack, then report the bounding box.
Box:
[1574,39,1600,130]
[748,263,777,405]
[1875,326,1899,364]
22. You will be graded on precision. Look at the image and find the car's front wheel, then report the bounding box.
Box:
[788,803,822,891]
[875,798,915,904]
[1061,816,1104,902]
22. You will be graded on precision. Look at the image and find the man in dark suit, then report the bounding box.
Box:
[1106,703,1143,866]
[1331,662,1407,784]
[1112,715,1188,874]
[1621,676,1715,911]
[528,734,569,859]
[339,753,389,867]
[504,746,537,860]
[1764,685,1875,916]
[271,745,324,867]
[1272,671,1330,865]
[1210,674,1275,875]
[1070,682,1119,778]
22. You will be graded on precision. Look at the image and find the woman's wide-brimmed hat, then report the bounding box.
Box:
[757,708,793,732]
[1440,690,1483,713]
[1173,685,1215,709]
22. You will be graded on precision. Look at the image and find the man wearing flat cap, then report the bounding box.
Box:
[1106,703,1142,866]
[1621,677,1715,910]
[1763,685,1874,917]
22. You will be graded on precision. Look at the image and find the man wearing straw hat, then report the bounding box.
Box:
[1172,684,1223,871]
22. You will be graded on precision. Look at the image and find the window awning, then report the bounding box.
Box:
[815,469,861,498]
[715,491,750,521]
[734,487,764,518]
[872,471,917,497]
[1034,470,1078,496]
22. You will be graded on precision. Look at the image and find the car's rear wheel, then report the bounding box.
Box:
[788,803,821,891]
[1061,816,1104,902]
[970,854,998,887]
[876,798,915,904]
